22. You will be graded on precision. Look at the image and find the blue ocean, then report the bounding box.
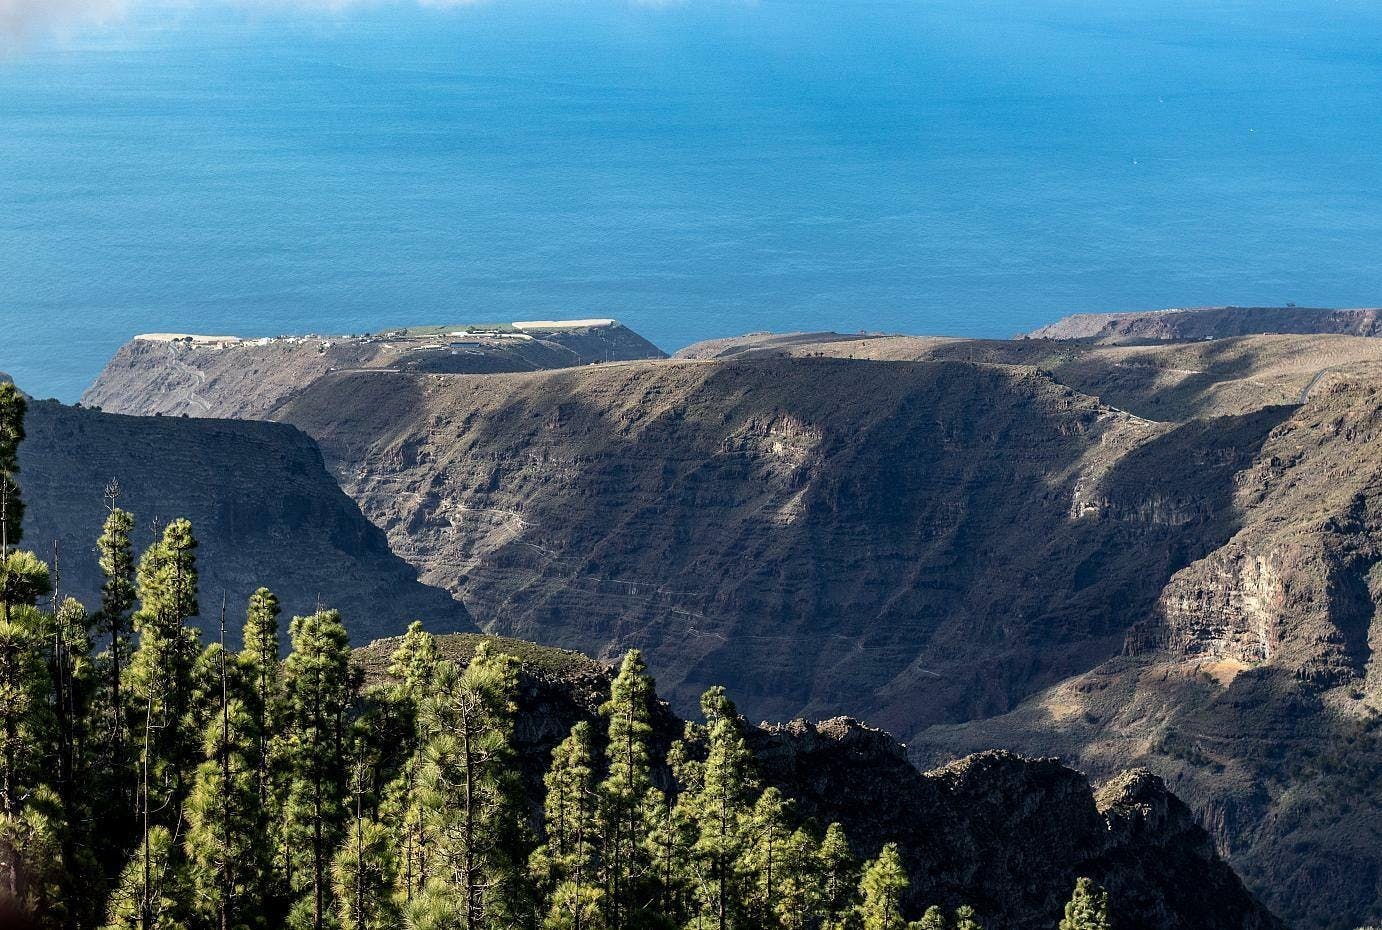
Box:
[4,0,1382,402]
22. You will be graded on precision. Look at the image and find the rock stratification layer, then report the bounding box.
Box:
[274,358,1221,727]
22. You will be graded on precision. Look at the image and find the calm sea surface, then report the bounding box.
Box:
[4,0,1382,401]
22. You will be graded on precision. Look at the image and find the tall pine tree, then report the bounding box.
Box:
[684,687,757,930]
[281,609,354,930]
[0,597,60,922]
[534,720,604,930]
[817,822,857,929]
[96,501,137,832]
[332,754,398,930]
[857,844,908,930]
[598,650,657,929]
[1058,878,1110,930]
[379,622,440,906]
[50,596,102,930]
[408,645,525,930]
[238,588,287,920]
[127,518,202,833]
[739,787,795,929]
[185,604,271,930]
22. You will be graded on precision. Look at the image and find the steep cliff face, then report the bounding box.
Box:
[917,378,1382,930]
[17,400,473,643]
[80,322,666,420]
[1024,305,1382,343]
[1129,378,1382,686]
[273,357,1266,730]
[354,633,1282,930]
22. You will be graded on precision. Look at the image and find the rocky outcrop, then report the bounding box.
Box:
[356,634,1281,930]
[916,378,1382,930]
[17,400,473,643]
[756,724,1278,930]
[1024,305,1382,343]
[80,322,666,420]
[1127,378,1382,686]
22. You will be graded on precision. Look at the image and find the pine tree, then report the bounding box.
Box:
[535,721,604,930]
[598,650,658,929]
[50,596,103,930]
[685,687,757,930]
[281,609,354,930]
[127,518,202,832]
[408,644,525,930]
[332,754,398,930]
[185,698,269,930]
[1058,878,1110,930]
[817,822,857,928]
[0,382,26,561]
[1,784,65,925]
[0,601,52,816]
[740,787,792,928]
[240,588,282,799]
[1,550,51,628]
[97,497,137,775]
[951,905,982,930]
[185,599,272,930]
[388,620,439,700]
[0,595,60,922]
[377,621,441,906]
[913,906,947,930]
[101,825,190,930]
[331,818,397,930]
[775,827,822,930]
[237,588,288,919]
[857,844,908,930]
[646,734,699,924]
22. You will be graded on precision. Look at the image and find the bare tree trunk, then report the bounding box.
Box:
[142,696,153,930]
[219,595,231,930]
[463,718,476,930]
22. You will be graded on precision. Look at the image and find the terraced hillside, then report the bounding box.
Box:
[273,357,1264,727]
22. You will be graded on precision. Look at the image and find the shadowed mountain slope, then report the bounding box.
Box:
[917,376,1382,930]
[271,357,1279,729]
[266,353,1380,928]
[18,399,473,643]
